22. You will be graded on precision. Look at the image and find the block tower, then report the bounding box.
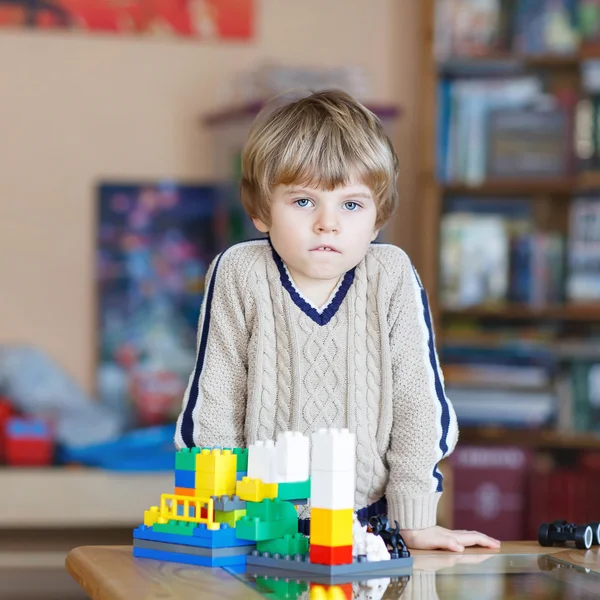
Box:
[309,428,356,565]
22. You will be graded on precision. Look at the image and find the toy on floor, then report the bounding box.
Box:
[538,520,600,550]
[133,428,413,582]
[367,515,410,559]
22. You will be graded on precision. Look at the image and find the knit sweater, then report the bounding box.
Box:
[174,239,459,529]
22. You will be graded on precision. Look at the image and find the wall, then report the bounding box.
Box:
[0,0,421,392]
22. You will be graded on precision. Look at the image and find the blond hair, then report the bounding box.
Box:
[240,89,399,229]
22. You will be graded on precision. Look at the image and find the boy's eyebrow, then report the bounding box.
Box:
[285,188,373,200]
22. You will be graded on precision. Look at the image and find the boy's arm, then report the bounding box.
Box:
[174,251,250,449]
[386,255,459,530]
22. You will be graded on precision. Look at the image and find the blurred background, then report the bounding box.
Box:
[1,0,600,597]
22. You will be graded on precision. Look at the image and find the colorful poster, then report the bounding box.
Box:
[96,181,224,427]
[0,0,254,39]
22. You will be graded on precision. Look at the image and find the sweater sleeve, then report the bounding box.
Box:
[174,249,250,450]
[385,254,459,530]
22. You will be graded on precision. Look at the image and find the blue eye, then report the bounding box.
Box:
[344,201,360,211]
[295,198,312,208]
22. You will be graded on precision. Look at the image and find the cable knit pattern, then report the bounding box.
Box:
[175,240,459,529]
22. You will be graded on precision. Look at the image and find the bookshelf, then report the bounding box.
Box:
[417,0,600,454]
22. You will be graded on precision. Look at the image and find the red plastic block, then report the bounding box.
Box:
[0,399,12,461]
[309,544,353,566]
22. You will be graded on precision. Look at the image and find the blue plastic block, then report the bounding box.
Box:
[133,546,248,567]
[134,524,252,548]
[174,469,196,488]
[6,418,50,439]
[236,470,248,481]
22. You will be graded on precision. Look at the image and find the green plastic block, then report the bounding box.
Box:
[256,575,308,599]
[276,479,310,501]
[233,447,249,471]
[175,448,202,471]
[256,533,309,557]
[246,498,298,523]
[235,517,297,542]
[152,520,196,536]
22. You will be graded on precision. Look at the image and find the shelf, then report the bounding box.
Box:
[460,427,600,450]
[0,468,172,528]
[438,53,582,75]
[442,304,600,321]
[442,178,576,196]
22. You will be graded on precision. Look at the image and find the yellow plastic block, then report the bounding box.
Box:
[144,506,160,527]
[195,449,237,497]
[310,586,348,600]
[310,508,353,547]
[215,509,246,528]
[236,477,278,502]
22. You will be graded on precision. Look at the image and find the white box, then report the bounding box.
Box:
[247,440,278,483]
[310,428,356,473]
[310,470,355,510]
[276,431,309,483]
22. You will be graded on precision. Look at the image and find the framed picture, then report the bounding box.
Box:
[96,181,224,427]
[0,0,254,40]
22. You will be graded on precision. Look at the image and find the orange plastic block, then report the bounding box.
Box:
[309,544,353,566]
[310,508,353,547]
[174,486,194,496]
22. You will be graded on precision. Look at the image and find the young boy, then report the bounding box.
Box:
[175,90,500,552]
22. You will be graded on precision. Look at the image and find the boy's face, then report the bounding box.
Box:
[252,179,379,290]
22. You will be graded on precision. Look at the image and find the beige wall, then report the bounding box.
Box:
[0,0,421,393]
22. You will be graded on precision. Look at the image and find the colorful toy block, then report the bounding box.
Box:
[310,428,355,473]
[135,523,252,548]
[257,533,309,556]
[310,544,353,566]
[276,431,310,482]
[175,447,202,471]
[310,471,355,510]
[236,477,278,502]
[133,546,249,567]
[246,498,298,523]
[5,417,54,467]
[257,576,309,599]
[174,469,195,488]
[233,447,249,471]
[235,516,297,542]
[310,584,351,600]
[211,495,246,512]
[310,509,353,547]
[134,538,254,559]
[215,509,246,528]
[248,440,278,483]
[277,479,310,501]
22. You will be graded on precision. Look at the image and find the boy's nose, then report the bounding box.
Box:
[314,211,339,233]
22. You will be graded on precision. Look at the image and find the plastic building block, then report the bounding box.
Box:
[246,551,413,584]
[174,486,195,497]
[277,479,310,502]
[257,533,309,557]
[133,546,248,567]
[310,584,350,600]
[5,417,54,467]
[175,447,202,471]
[144,507,160,527]
[310,429,355,473]
[276,431,310,483]
[310,544,353,566]
[236,516,298,541]
[246,498,298,523]
[538,520,595,550]
[133,538,255,558]
[195,449,237,497]
[236,471,247,481]
[211,495,246,512]
[153,520,197,536]
[196,448,237,473]
[174,469,196,489]
[134,523,253,548]
[257,576,308,599]
[158,493,218,529]
[233,447,249,471]
[215,509,246,528]
[236,477,278,502]
[310,471,355,510]
[310,509,353,548]
[248,440,278,483]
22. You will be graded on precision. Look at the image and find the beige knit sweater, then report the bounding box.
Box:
[175,239,458,529]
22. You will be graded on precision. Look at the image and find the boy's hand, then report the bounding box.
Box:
[399,526,501,552]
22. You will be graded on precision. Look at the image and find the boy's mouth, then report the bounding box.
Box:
[311,245,340,253]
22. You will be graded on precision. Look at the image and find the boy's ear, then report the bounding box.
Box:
[252,217,269,234]
[252,217,269,233]
[371,229,380,242]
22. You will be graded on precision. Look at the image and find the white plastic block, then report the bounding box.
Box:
[276,431,310,483]
[310,428,356,473]
[247,440,278,483]
[310,469,355,510]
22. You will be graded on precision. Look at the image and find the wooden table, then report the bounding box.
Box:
[66,542,600,599]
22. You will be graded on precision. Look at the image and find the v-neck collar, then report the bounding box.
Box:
[269,242,356,326]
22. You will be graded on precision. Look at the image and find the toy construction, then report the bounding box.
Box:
[134,427,413,583]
